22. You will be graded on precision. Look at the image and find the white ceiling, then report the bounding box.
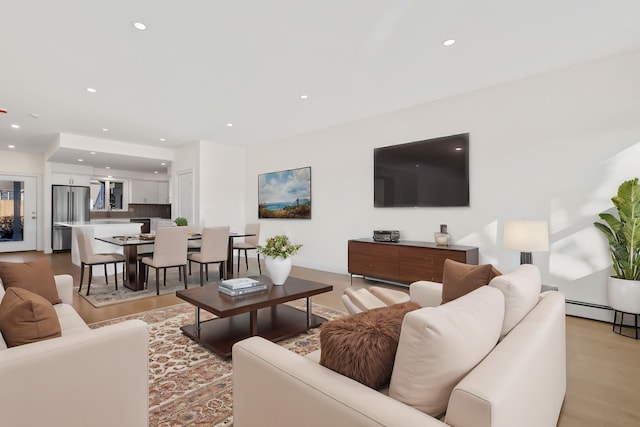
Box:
[1,1,640,173]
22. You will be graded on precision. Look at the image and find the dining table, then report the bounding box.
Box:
[96,232,255,291]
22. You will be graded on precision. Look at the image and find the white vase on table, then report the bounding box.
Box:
[265,256,292,285]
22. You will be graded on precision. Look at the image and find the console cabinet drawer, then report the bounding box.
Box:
[348,238,478,285]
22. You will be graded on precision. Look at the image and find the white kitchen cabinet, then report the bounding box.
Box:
[130,180,169,203]
[52,173,91,186]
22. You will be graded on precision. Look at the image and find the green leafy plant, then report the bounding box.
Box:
[173,217,188,226]
[256,234,302,259]
[594,178,640,280]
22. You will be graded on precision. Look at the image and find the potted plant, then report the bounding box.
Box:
[173,217,188,227]
[593,177,640,314]
[256,235,303,285]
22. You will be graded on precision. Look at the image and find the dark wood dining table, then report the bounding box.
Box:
[96,232,255,291]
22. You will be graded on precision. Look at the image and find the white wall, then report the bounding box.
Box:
[245,48,640,320]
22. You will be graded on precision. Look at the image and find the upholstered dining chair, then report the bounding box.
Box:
[76,227,125,296]
[141,226,189,295]
[234,223,261,274]
[188,226,230,286]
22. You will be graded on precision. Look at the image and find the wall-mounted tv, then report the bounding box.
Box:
[374,133,469,207]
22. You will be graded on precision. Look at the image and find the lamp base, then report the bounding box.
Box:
[520,252,533,264]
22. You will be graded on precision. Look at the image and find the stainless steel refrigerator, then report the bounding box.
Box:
[52,185,90,251]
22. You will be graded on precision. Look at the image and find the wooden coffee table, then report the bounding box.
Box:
[175,275,333,358]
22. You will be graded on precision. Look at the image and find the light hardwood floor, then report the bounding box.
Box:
[1,251,639,426]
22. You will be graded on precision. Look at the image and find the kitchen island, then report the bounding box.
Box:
[54,220,146,279]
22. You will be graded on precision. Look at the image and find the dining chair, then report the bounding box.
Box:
[140,226,189,295]
[76,227,125,296]
[234,223,261,274]
[188,226,230,286]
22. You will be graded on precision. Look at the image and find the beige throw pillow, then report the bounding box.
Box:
[0,287,62,348]
[441,259,501,304]
[0,258,62,305]
[389,286,504,417]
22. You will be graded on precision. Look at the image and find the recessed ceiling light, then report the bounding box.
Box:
[300,94,309,99]
[108,175,113,178]
[87,87,97,93]
[90,151,96,155]
[154,171,158,174]
[443,39,456,46]
[159,138,166,142]
[133,22,147,31]
[161,162,166,166]
[8,145,15,149]
[226,123,233,127]
[77,159,84,162]
[455,147,462,151]
[105,166,111,169]
[101,128,109,132]
[11,124,20,129]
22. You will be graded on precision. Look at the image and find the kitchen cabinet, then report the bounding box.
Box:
[130,180,170,203]
[52,173,91,186]
[348,238,479,285]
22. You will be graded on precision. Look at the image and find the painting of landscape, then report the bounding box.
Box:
[258,167,311,219]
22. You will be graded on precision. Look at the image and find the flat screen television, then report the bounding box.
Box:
[374,133,469,207]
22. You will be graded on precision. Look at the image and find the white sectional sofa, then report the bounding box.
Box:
[0,274,149,427]
[233,265,567,427]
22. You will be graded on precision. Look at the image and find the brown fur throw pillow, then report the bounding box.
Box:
[319,301,421,389]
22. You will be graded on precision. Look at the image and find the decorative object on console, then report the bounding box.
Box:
[593,177,640,338]
[258,167,311,219]
[434,224,450,246]
[257,234,302,285]
[373,230,400,242]
[503,220,549,264]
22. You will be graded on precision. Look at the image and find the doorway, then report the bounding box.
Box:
[176,170,194,225]
[0,175,37,252]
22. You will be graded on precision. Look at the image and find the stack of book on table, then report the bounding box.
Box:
[218,278,267,296]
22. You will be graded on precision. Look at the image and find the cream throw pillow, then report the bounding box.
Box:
[489,263,542,339]
[389,286,504,418]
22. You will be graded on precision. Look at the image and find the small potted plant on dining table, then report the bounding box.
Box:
[256,235,303,285]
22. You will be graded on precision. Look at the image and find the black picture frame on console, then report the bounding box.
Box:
[374,133,469,207]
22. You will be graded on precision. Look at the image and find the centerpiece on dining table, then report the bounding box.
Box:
[256,234,303,285]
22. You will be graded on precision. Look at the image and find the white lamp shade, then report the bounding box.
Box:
[503,220,549,252]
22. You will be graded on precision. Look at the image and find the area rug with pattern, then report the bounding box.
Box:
[90,300,345,427]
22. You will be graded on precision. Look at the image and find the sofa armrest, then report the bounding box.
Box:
[233,336,448,427]
[0,319,149,427]
[445,292,566,427]
[409,280,443,307]
[54,274,74,305]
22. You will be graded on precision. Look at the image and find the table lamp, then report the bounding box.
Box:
[503,220,549,264]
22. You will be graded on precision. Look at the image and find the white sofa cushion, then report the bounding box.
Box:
[488,264,541,339]
[389,286,504,417]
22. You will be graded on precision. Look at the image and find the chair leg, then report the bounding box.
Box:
[144,265,149,288]
[257,253,262,274]
[164,268,167,287]
[156,268,160,295]
[205,264,209,281]
[237,249,241,273]
[189,260,192,275]
[114,262,118,289]
[104,265,108,285]
[183,265,188,289]
[199,263,204,286]
[244,249,249,270]
[86,266,93,296]
[220,261,225,280]
[79,262,85,293]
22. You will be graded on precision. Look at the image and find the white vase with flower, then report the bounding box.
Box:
[256,235,303,285]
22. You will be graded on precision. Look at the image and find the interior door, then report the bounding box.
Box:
[0,175,37,252]
[177,170,194,225]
